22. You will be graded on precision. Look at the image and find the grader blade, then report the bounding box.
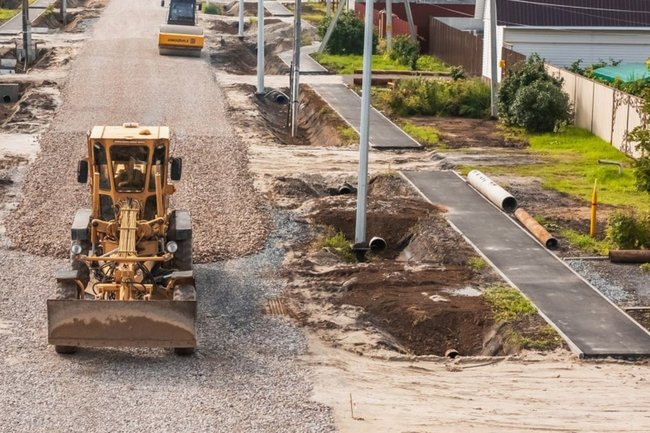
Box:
[47,300,196,348]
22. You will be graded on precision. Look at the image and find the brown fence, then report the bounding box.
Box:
[428,18,482,76]
[501,47,526,75]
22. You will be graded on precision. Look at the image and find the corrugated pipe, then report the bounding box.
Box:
[467,170,518,212]
[514,208,558,250]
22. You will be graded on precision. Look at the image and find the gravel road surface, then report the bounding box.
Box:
[7,0,268,262]
[1,1,334,431]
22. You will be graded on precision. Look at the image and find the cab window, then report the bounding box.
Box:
[110,145,149,192]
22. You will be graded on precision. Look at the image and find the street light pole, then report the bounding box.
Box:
[238,0,244,39]
[354,0,374,248]
[489,0,499,117]
[22,0,31,64]
[290,0,302,137]
[256,0,265,94]
[386,0,392,52]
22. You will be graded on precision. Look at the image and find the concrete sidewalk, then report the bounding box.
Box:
[277,43,328,74]
[402,170,650,358]
[263,1,293,16]
[0,0,56,35]
[310,83,421,149]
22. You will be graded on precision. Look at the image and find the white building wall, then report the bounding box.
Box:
[504,28,650,67]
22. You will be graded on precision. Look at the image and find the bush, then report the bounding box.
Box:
[606,212,650,249]
[630,88,650,193]
[509,80,572,132]
[498,53,572,132]
[388,78,490,118]
[202,2,222,14]
[389,35,419,70]
[317,11,376,55]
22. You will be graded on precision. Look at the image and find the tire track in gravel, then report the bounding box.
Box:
[7,0,269,262]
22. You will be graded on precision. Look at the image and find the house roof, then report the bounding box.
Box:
[486,0,650,27]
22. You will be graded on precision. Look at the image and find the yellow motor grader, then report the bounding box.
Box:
[47,124,196,355]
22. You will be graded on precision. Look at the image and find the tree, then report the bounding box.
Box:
[317,11,377,55]
[498,54,572,132]
[630,88,650,192]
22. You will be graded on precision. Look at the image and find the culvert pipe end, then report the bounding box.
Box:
[369,237,387,251]
[467,170,518,213]
[338,184,353,195]
[445,348,459,358]
[545,238,559,250]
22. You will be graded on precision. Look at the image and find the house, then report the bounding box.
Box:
[475,0,650,80]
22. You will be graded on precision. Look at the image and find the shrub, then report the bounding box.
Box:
[630,88,650,193]
[509,80,572,132]
[498,53,572,132]
[389,34,419,70]
[388,78,490,118]
[606,212,650,249]
[317,11,376,55]
[202,2,222,14]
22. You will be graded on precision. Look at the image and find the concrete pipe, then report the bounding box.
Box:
[369,236,387,251]
[467,170,518,213]
[514,208,558,250]
[338,183,357,195]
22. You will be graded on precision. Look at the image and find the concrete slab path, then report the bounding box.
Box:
[0,0,56,35]
[264,1,293,16]
[310,83,421,149]
[278,43,328,74]
[402,170,650,358]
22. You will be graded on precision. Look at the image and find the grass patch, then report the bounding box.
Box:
[337,125,358,145]
[400,121,440,148]
[312,53,411,74]
[467,256,487,272]
[202,3,222,14]
[311,53,450,75]
[505,326,563,351]
[286,3,326,25]
[321,232,355,262]
[482,285,536,322]
[468,127,646,212]
[560,228,610,255]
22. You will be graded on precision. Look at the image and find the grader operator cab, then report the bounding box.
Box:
[158,0,204,57]
[47,124,196,355]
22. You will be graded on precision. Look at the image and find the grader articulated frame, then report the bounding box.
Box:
[47,124,197,355]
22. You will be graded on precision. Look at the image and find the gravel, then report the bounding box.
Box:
[6,0,269,262]
[567,259,635,305]
[0,212,334,432]
[1,0,334,431]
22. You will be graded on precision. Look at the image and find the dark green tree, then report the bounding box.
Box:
[498,53,572,132]
[317,11,377,55]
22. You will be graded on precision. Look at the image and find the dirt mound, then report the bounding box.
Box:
[338,264,495,356]
[209,19,251,34]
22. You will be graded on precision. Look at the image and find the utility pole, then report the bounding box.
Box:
[385,0,392,52]
[238,0,244,39]
[61,0,67,26]
[290,0,302,137]
[404,0,416,41]
[354,0,374,249]
[326,0,331,17]
[489,0,498,117]
[256,0,265,94]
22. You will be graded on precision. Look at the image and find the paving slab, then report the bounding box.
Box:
[264,1,293,16]
[0,0,56,35]
[402,170,650,358]
[310,83,421,149]
[278,43,328,74]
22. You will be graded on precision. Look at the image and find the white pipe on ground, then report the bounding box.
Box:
[467,170,517,213]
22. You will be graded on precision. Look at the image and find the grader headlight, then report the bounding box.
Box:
[165,241,178,253]
[70,242,84,256]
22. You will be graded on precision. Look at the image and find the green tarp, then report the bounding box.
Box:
[593,64,650,83]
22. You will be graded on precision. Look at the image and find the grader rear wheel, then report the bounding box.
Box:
[53,280,79,355]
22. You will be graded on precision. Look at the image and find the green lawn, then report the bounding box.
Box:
[286,3,327,25]
[0,1,39,22]
[311,53,449,75]
[467,127,647,212]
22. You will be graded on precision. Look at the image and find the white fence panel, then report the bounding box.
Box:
[592,82,614,144]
